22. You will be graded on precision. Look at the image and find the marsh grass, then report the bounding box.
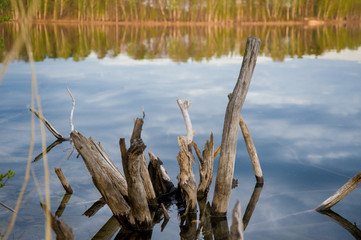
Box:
[1,0,51,239]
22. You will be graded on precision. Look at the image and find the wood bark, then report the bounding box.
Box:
[177,136,197,214]
[30,108,68,140]
[148,151,175,198]
[177,98,194,145]
[130,118,157,205]
[212,36,261,215]
[176,98,197,214]
[161,203,170,220]
[316,170,361,211]
[54,168,73,194]
[239,115,264,183]
[230,200,244,240]
[71,131,134,228]
[194,133,215,200]
[119,137,152,229]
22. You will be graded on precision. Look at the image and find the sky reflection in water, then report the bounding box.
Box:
[0,46,361,239]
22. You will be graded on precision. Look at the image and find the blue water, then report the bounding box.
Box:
[1,48,361,239]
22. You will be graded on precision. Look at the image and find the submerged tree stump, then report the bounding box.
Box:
[177,99,197,214]
[129,118,157,205]
[212,36,261,215]
[119,137,152,228]
[71,131,138,228]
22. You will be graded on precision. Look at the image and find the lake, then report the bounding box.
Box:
[1,23,361,239]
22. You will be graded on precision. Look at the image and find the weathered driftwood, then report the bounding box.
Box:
[212,36,261,215]
[92,215,120,240]
[177,98,197,214]
[243,183,263,230]
[148,151,175,198]
[119,137,152,228]
[161,203,170,220]
[316,170,361,211]
[318,210,361,239]
[55,193,72,218]
[71,131,136,229]
[83,198,106,217]
[89,137,128,197]
[130,118,157,205]
[54,168,73,194]
[177,98,194,145]
[239,115,264,183]
[41,203,74,240]
[177,136,197,214]
[230,200,244,240]
[66,87,75,132]
[30,108,68,140]
[193,133,215,200]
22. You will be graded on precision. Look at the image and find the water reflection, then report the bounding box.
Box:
[1,23,361,62]
[318,210,361,240]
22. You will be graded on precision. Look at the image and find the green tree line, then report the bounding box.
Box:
[1,23,361,62]
[5,0,361,22]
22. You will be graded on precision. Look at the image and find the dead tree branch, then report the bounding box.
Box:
[196,133,215,200]
[30,108,68,140]
[177,98,194,145]
[212,36,261,215]
[66,87,75,132]
[316,170,361,211]
[239,115,264,183]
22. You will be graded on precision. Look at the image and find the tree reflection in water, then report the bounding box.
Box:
[1,23,361,63]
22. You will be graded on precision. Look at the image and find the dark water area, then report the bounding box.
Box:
[0,23,361,239]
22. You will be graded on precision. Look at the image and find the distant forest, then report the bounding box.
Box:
[5,0,361,22]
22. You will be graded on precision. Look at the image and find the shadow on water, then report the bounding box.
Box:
[1,23,361,62]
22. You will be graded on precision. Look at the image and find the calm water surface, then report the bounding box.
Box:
[1,24,361,239]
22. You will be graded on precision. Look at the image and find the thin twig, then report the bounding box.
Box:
[192,141,203,163]
[176,98,194,144]
[66,87,75,133]
[29,108,68,140]
[0,202,16,213]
